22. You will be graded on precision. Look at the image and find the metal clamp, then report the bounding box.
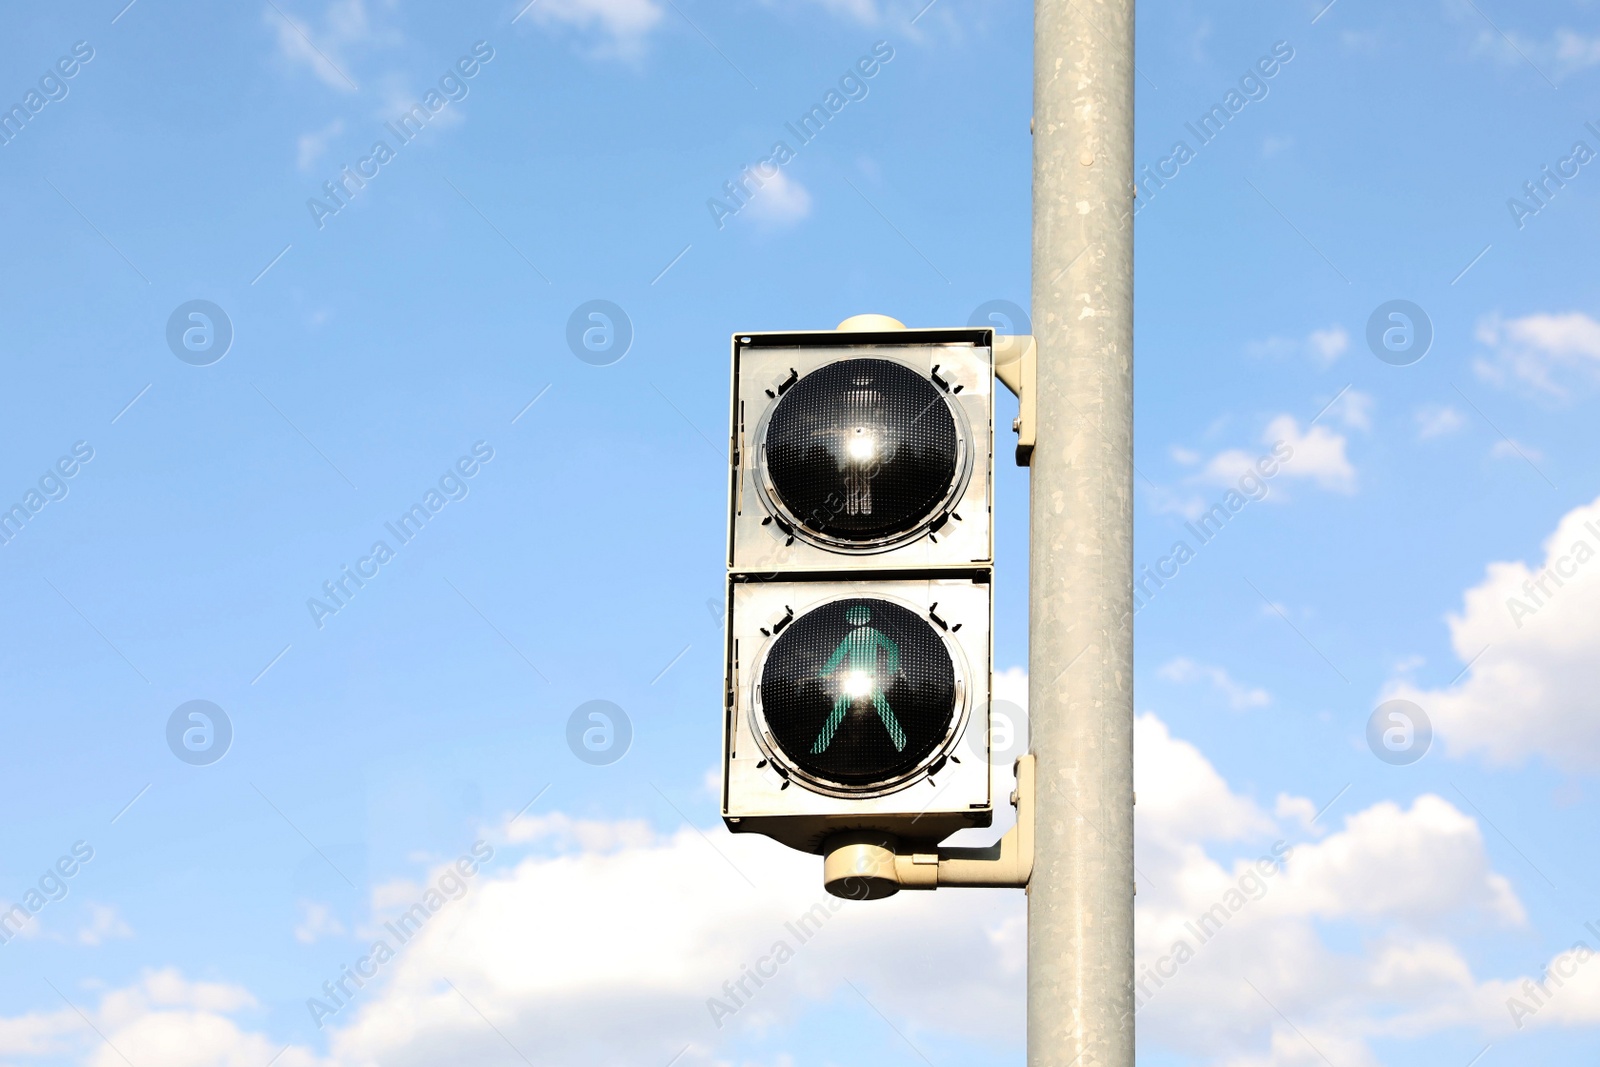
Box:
[993,335,1037,466]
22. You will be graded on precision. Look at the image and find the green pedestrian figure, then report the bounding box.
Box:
[813,604,906,754]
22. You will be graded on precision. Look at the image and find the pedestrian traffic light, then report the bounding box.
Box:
[725,574,992,850]
[728,319,993,574]
[722,318,1004,864]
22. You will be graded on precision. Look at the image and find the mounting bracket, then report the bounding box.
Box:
[992,335,1037,467]
[821,754,1035,899]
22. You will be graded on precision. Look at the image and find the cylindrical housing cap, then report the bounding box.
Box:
[822,833,901,899]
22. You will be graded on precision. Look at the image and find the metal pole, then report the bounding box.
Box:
[1028,0,1135,1064]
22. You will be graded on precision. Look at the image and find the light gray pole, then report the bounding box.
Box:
[1028,1,1135,1065]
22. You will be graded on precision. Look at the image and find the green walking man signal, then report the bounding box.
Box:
[813,604,907,754]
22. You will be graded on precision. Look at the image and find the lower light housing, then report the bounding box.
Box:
[723,576,992,854]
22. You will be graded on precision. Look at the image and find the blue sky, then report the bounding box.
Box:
[2,1,1600,1065]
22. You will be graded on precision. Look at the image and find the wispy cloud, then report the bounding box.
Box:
[1474,310,1600,398]
[1325,387,1373,431]
[296,118,344,171]
[77,903,133,946]
[1415,403,1465,440]
[264,0,394,92]
[740,169,812,227]
[1195,415,1356,494]
[1464,15,1600,83]
[521,0,667,58]
[1490,437,1545,463]
[1247,324,1348,367]
[293,900,345,944]
[802,0,879,23]
[1151,411,1358,520]
[1158,656,1270,710]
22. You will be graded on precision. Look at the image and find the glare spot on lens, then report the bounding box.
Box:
[846,429,876,462]
[844,671,874,698]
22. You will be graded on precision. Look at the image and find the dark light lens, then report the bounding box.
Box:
[759,597,957,786]
[763,358,958,543]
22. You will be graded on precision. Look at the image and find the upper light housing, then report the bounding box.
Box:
[728,329,994,573]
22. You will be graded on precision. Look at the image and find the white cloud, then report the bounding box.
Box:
[1195,437,1269,487]
[1415,403,1465,440]
[802,0,878,22]
[1477,941,1600,1032]
[741,170,812,227]
[1195,415,1355,494]
[265,0,389,92]
[1393,654,1426,674]
[294,901,345,945]
[1260,135,1294,158]
[1247,325,1347,366]
[1490,437,1545,463]
[315,822,1024,1066]
[991,664,1028,714]
[0,969,322,1067]
[1551,29,1600,74]
[1273,793,1318,832]
[1387,492,1600,770]
[1339,28,1381,54]
[1192,446,1258,489]
[1308,326,1349,365]
[372,74,466,132]
[523,0,666,56]
[3,706,1594,1065]
[1264,796,1524,927]
[297,119,344,172]
[1327,388,1374,431]
[1469,22,1600,80]
[501,810,657,851]
[1126,713,1538,1063]
[1134,713,1275,852]
[1474,311,1600,397]
[1155,409,1357,520]
[1145,486,1212,522]
[2,908,42,941]
[76,903,132,947]
[1267,414,1357,492]
[1157,656,1270,710]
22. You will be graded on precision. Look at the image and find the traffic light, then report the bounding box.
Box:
[728,322,995,574]
[721,317,999,863]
